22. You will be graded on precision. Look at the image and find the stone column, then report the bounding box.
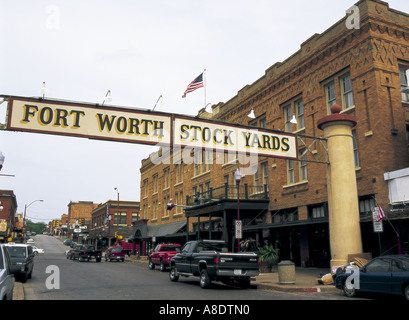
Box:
[317,104,363,268]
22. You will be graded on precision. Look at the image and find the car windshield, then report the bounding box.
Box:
[7,247,26,258]
[161,246,181,252]
[111,248,123,253]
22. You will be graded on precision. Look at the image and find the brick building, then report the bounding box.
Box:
[0,190,17,242]
[89,200,140,249]
[138,0,409,266]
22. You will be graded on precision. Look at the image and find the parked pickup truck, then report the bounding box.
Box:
[148,243,182,272]
[169,240,259,288]
[72,245,102,262]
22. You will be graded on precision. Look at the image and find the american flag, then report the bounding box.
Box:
[376,202,386,222]
[182,73,204,98]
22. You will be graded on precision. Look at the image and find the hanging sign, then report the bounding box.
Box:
[3,96,297,159]
[6,97,172,146]
[372,207,384,233]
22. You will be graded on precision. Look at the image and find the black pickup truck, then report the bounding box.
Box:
[169,240,259,288]
[71,245,102,262]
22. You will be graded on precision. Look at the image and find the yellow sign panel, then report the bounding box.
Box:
[173,117,297,159]
[6,97,172,146]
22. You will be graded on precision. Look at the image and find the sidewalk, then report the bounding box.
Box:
[252,267,339,293]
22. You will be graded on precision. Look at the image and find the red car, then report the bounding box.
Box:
[105,246,125,262]
[148,243,182,272]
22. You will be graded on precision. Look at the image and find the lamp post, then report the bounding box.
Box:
[114,187,119,245]
[23,199,44,240]
[234,169,242,252]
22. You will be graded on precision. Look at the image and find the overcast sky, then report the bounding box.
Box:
[0,0,407,223]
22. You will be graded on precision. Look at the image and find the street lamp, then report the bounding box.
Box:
[23,200,44,240]
[114,187,119,245]
[234,169,242,252]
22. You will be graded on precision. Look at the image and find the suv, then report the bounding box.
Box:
[105,246,125,262]
[5,243,34,282]
[0,244,15,300]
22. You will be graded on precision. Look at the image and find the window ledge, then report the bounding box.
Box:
[282,180,308,189]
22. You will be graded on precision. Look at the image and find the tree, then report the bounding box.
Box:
[26,219,47,234]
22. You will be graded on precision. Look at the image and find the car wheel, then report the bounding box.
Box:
[199,269,211,289]
[160,261,166,272]
[404,284,409,301]
[148,260,155,270]
[343,281,357,298]
[169,266,179,282]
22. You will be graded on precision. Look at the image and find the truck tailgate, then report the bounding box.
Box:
[218,253,259,270]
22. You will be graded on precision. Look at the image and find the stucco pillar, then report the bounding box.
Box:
[317,104,363,268]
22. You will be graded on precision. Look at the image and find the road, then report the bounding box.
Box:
[22,235,358,303]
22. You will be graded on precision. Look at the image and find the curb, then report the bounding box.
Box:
[13,282,24,300]
[256,283,338,293]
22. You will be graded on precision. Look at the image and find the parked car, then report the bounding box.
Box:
[30,246,44,255]
[4,243,34,282]
[71,245,102,262]
[63,239,73,246]
[335,255,409,300]
[105,246,125,262]
[0,244,15,300]
[149,243,182,271]
[66,248,75,259]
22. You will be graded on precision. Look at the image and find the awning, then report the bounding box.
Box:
[131,221,186,240]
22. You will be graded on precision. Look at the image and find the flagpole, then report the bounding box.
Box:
[204,69,206,109]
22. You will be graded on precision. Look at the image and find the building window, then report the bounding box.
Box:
[249,115,267,129]
[283,104,293,132]
[261,162,268,191]
[352,129,359,167]
[114,212,127,225]
[204,150,212,172]
[253,164,259,188]
[310,205,327,219]
[295,99,304,130]
[324,71,355,113]
[325,81,337,110]
[359,197,375,215]
[163,195,170,217]
[340,73,354,109]
[152,200,158,220]
[299,148,307,181]
[153,174,158,193]
[399,64,409,102]
[282,98,304,132]
[143,179,149,197]
[163,167,170,189]
[287,160,294,184]
[132,212,139,223]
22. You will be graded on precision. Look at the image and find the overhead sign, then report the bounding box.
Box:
[2,96,297,159]
[174,117,297,159]
[6,97,171,146]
